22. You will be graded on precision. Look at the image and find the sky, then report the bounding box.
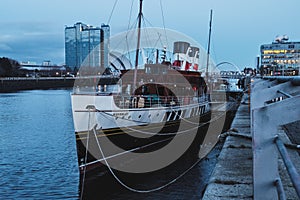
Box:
[1,0,300,69]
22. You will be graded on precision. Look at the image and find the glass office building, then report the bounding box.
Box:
[260,37,300,76]
[65,22,110,71]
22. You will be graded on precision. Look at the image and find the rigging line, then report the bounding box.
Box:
[92,126,204,193]
[125,17,139,55]
[111,34,130,54]
[129,17,139,30]
[142,16,155,28]
[127,0,135,31]
[159,0,169,50]
[80,109,91,200]
[142,19,151,44]
[129,3,143,33]
[211,38,218,65]
[141,19,154,59]
[125,35,132,63]
[107,0,119,25]
[143,30,163,64]
[142,27,165,60]
[150,33,163,60]
[125,20,139,62]
[124,1,138,61]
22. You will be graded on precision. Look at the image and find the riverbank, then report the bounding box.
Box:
[0,77,75,92]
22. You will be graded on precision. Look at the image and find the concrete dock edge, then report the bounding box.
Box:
[202,102,253,200]
[202,95,300,199]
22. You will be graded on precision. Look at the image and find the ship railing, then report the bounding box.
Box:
[251,76,300,199]
[115,94,208,109]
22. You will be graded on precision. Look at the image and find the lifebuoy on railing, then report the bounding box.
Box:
[131,97,137,108]
[138,97,145,108]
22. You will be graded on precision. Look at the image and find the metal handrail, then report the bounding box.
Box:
[263,76,300,86]
[252,76,300,199]
[277,90,293,98]
[275,178,286,200]
[274,136,300,198]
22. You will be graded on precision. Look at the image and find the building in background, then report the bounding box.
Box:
[65,22,110,71]
[260,36,300,76]
[19,61,67,77]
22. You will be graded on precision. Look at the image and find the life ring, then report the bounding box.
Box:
[138,97,145,108]
[132,97,137,108]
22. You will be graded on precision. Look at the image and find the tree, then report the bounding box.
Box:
[0,57,20,77]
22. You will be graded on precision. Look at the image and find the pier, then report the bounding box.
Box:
[203,76,300,199]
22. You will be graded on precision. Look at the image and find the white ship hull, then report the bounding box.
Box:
[71,93,210,133]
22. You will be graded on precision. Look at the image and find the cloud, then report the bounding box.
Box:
[0,22,65,64]
[0,43,13,52]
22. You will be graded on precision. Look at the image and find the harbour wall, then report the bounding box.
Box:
[0,77,75,92]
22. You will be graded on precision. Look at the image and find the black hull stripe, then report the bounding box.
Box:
[76,111,211,140]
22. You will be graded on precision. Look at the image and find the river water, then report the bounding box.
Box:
[0,89,228,199]
[0,90,79,199]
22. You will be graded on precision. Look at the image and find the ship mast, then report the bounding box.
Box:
[206,9,213,81]
[133,0,143,94]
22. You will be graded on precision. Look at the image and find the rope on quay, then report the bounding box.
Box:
[219,131,300,151]
[219,131,252,141]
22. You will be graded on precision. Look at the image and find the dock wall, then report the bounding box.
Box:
[0,77,75,92]
[203,76,300,199]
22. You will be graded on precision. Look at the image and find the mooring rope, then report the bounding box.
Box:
[79,101,233,194]
[80,109,91,200]
[92,125,204,193]
[79,135,174,167]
